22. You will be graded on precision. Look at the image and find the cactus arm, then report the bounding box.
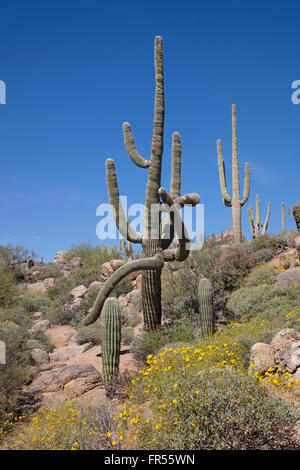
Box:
[106,158,143,244]
[240,162,250,206]
[174,193,200,208]
[217,139,232,206]
[255,195,260,239]
[261,202,271,236]
[122,122,150,168]
[281,202,286,233]
[158,187,191,262]
[144,36,165,237]
[247,205,255,238]
[82,255,164,325]
[170,131,181,199]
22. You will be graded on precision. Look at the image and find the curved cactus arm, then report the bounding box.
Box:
[247,205,255,238]
[170,131,181,199]
[106,158,143,244]
[158,187,190,262]
[122,122,150,168]
[174,193,200,208]
[82,255,164,326]
[240,162,250,206]
[217,139,232,207]
[261,202,271,236]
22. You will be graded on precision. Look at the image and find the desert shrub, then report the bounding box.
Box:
[0,263,18,307]
[127,368,298,450]
[171,294,198,321]
[28,263,63,281]
[18,292,50,313]
[0,325,33,436]
[75,319,102,346]
[243,264,281,287]
[273,230,299,248]
[9,400,120,450]
[64,242,123,269]
[227,284,300,325]
[121,326,134,345]
[30,330,54,353]
[247,235,279,253]
[45,302,74,326]
[124,306,141,328]
[254,248,274,263]
[111,278,132,298]
[0,306,30,329]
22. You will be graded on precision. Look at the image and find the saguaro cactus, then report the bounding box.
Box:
[281,202,286,234]
[83,37,200,331]
[197,278,214,337]
[247,195,271,239]
[102,298,121,393]
[217,105,250,243]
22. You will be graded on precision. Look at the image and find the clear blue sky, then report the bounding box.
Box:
[1,0,300,261]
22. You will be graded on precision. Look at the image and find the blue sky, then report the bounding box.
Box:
[1,0,300,261]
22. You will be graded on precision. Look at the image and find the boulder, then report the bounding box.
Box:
[295,236,300,261]
[27,282,47,293]
[209,227,247,246]
[270,328,300,363]
[278,340,300,373]
[292,201,300,230]
[53,251,68,264]
[49,343,92,362]
[126,289,141,306]
[68,285,88,301]
[29,363,102,395]
[117,295,128,308]
[100,262,114,278]
[65,257,83,271]
[128,270,143,281]
[276,267,300,287]
[43,277,56,289]
[293,369,300,396]
[29,319,50,334]
[88,281,103,291]
[136,274,142,292]
[31,348,49,365]
[249,343,275,373]
[110,259,126,271]
[27,339,47,351]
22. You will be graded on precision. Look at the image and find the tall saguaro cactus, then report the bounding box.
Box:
[83,36,200,331]
[247,195,271,239]
[197,277,214,337]
[217,105,250,243]
[101,298,121,394]
[281,202,286,234]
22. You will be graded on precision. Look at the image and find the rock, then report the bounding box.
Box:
[65,257,83,271]
[295,236,300,261]
[276,267,300,287]
[30,311,42,320]
[32,271,41,278]
[292,201,300,230]
[126,289,141,306]
[293,369,300,396]
[27,282,47,293]
[100,262,114,278]
[110,259,126,271]
[0,320,20,332]
[29,364,102,395]
[278,340,300,373]
[29,319,50,334]
[117,295,128,308]
[31,348,49,365]
[49,343,92,362]
[128,270,142,281]
[27,339,47,351]
[53,251,68,264]
[68,285,88,301]
[136,274,142,291]
[43,277,56,289]
[209,227,247,246]
[63,270,71,278]
[88,281,103,291]
[249,343,275,373]
[270,328,300,363]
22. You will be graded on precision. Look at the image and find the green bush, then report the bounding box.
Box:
[121,326,134,345]
[0,263,18,307]
[254,248,274,263]
[64,242,123,269]
[75,319,102,346]
[135,368,298,450]
[0,306,31,329]
[227,284,300,324]
[243,264,280,287]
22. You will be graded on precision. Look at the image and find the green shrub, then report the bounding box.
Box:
[0,263,18,307]
[0,306,30,329]
[75,320,102,346]
[19,292,50,313]
[134,368,298,450]
[244,264,280,287]
[121,326,134,345]
[254,248,274,263]
[227,284,300,325]
[64,242,123,269]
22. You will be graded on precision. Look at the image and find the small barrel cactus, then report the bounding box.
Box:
[102,298,121,395]
[197,277,215,337]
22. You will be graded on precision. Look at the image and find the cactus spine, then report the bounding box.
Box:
[247,195,271,239]
[102,298,121,394]
[83,37,200,331]
[281,202,286,233]
[217,105,250,243]
[197,278,214,337]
